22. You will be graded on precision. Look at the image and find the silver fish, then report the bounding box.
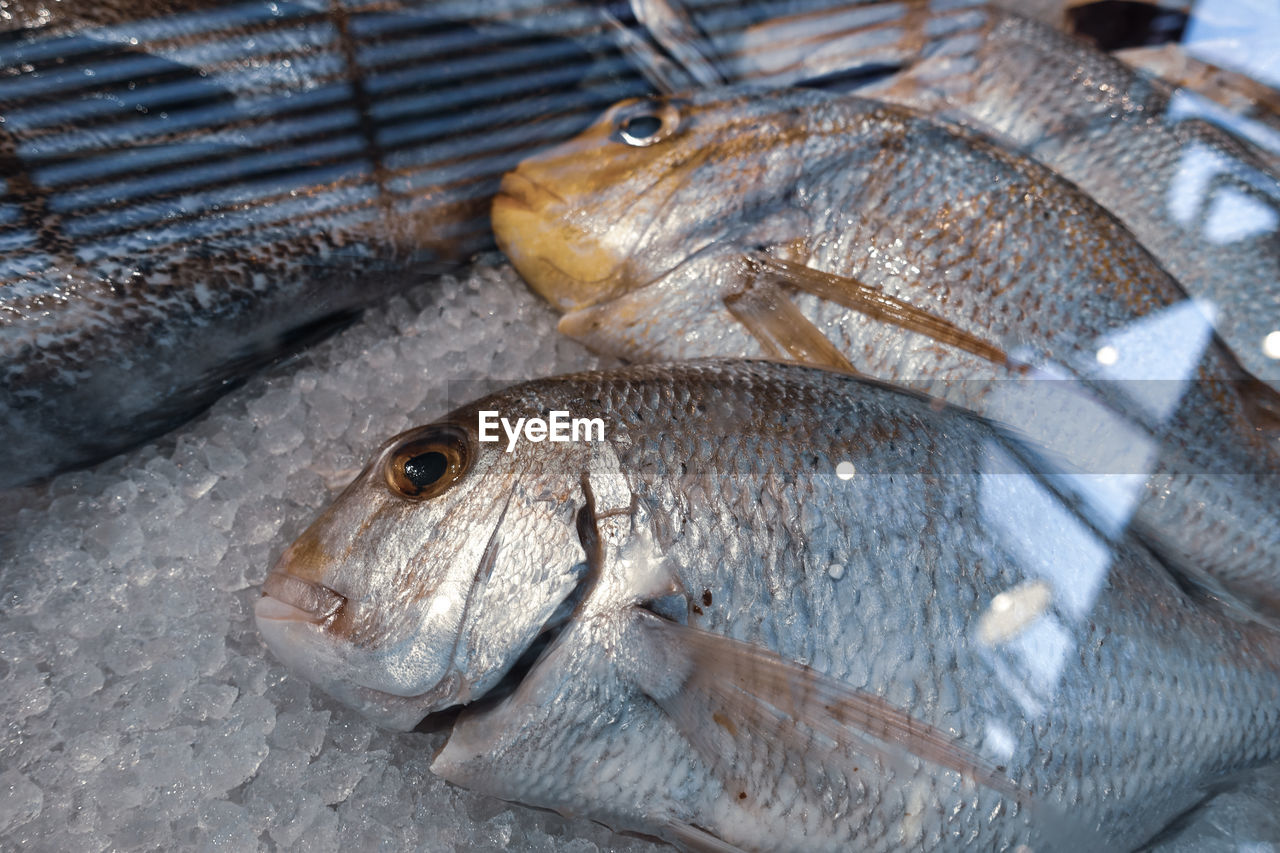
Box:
[256,359,1280,851]
[721,1,1280,386]
[491,86,1280,616]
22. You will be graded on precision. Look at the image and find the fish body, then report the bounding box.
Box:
[724,2,1280,386]
[0,0,649,486]
[257,360,1280,851]
[492,86,1280,615]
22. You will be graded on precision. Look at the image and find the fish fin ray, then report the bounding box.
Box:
[630,0,729,87]
[635,611,1027,802]
[599,7,698,94]
[722,277,858,374]
[747,252,1010,366]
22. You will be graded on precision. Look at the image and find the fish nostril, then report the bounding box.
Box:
[262,571,346,622]
[270,531,335,583]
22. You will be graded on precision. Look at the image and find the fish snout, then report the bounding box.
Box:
[493,169,557,215]
[492,169,623,313]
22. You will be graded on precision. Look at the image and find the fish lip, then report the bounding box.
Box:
[259,570,346,624]
[493,169,565,213]
[254,593,320,624]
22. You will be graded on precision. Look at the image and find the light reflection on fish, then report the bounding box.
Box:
[256,360,1280,851]
[1097,42,1280,155]
[492,86,1280,617]
[0,0,651,487]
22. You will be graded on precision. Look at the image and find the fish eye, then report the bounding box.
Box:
[619,114,663,145]
[609,99,681,147]
[384,427,471,500]
[404,451,446,488]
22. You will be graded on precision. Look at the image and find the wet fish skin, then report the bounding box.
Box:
[729,2,1280,386]
[493,86,1280,615]
[258,360,1280,851]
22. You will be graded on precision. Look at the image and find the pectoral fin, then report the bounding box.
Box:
[633,610,1026,803]
[723,278,858,374]
[599,8,699,94]
[747,252,1011,366]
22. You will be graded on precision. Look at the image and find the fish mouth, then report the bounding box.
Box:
[492,169,624,313]
[493,169,564,213]
[257,570,346,624]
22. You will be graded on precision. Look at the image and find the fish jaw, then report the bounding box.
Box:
[492,168,626,312]
[254,594,453,730]
[556,250,763,362]
[255,548,481,729]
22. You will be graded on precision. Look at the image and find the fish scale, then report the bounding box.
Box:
[258,360,1280,851]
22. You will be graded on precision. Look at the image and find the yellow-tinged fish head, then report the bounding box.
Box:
[255,405,594,730]
[493,92,807,314]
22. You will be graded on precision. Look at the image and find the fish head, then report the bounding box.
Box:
[255,404,594,730]
[493,91,812,316]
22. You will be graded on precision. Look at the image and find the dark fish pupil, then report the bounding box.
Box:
[404,451,447,489]
[622,114,662,142]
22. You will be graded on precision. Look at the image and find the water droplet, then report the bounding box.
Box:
[835,461,855,480]
[827,563,845,580]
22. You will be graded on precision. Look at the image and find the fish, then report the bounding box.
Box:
[491,85,1280,617]
[715,0,1280,387]
[256,359,1280,851]
[0,0,652,487]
